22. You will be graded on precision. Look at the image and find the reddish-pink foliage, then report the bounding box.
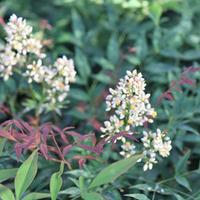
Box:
[0,16,5,26]
[0,115,105,169]
[158,66,200,104]
[0,107,138,168]
[0,104,10,115]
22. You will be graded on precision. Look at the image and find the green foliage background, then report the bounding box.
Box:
[0,0,200,199]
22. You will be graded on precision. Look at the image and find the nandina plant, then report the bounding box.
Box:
[0,14,199,200]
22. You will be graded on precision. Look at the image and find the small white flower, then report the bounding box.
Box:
[141,129,172,171]
[120,142,136,158]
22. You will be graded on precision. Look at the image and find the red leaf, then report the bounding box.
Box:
[62,145,73,156]
[40,144,49,160]
[179,76,195,86]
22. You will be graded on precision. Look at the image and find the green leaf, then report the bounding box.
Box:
[130,184,154,191]
[149,2,162,25]
[22,193,51,200]
[59,187,80,196]
[14,150,38,200]
[175,176,192,192]
[79,176,86,195]
[82,192,103,200]
[50,162,64,200]
[75,48,91,81]
[0,84,6,101]
[0,184,15,200]
[107,33,119,65]
[94,58,115,70]
[175,151,190,174]
[0,168,18,183]
[0,138,6,157]
[69,88,90,102]
[178,124,199,135]
[125,194,150,200]
[93,73,112,84]
[88,154,142,189]
[173,193,185,200]
[72,9,85,40]
[182,135,200,143]
[5,78,16,93]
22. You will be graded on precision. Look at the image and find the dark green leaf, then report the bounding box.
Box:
[107,33,119,65]
[89,154,142,189]
[175,176,192,192]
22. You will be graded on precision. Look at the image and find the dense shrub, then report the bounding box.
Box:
[0,0,200,199]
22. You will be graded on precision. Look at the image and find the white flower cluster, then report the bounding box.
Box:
[101,70,157,139]
[0,14,76,106]
[142,129,172,171]
[5,14,43,57]
[101,70,172,171]
[25,56,76,104]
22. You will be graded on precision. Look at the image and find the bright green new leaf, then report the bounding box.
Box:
[79,176,86,195]
[88,154,142,189]
[0,184,15,200]
[50,162,64,200]
[149,2,162,25]
[22,192,51,200]
[0,168,18,183]
[14,150,38,200]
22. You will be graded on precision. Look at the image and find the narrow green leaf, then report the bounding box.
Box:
[50,162,64,200]
[22,193,51,200]
[0,184,15,200]
[94,58,115,70]
[59,187,80,196]
[173,193,185,200]
[82,192,103,200]
[175,176,192,192]
[130,184,154,190]
[88,154,142,189]
[69,88,90,102]
[107,33,119,65]
[75,48,91,81]
[175,151,190,174]
[0,168,18,183]
[149,2,162,25]
[72,9,85,40]
[93,73,112,84]
[14,150,38,200]
[125,194,150,200]
[0,138,6,156]
[79,176,86,195]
